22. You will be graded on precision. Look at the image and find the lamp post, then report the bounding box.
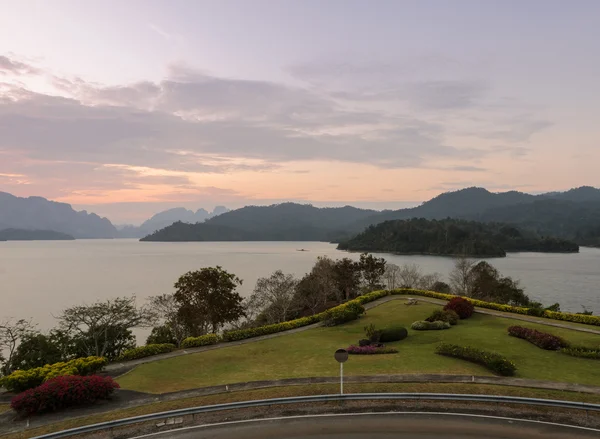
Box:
[334,348,348,395]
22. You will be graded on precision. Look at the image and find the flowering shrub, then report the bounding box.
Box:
[426,309,459,325]
[0,357,107,393]
[347,345,398,355]
[561,346,600,359]
[444,297,475,319]
[435,343,516,376]
[508,326,569,350]
[411,320,450,330]
[181,333,221,348]
[10,375,119,415]
[117,344,176,361]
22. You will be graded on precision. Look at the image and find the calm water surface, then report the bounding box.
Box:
[1,240,599,334]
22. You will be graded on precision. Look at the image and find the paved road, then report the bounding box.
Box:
[131,413,600,439]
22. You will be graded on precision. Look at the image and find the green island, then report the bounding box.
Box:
[337,218,579,257]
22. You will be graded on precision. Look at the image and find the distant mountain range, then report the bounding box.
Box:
[0,192,230,239]
[142,186,600,247]
[0,228,75,241]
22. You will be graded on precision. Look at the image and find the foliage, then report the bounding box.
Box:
[147,294,189,347]
[469,261,532,306]
[426,309,459,325]
[444,297,475,319]
[411,320,451,330]
[117,344,176,361]
[359,253,386,290]
[0,319,36,375]
[181,333,221,348]
[435,343,516,376]
[10,375,119,415]
[57,296,153,359]
[430,281,451,294]
[347,345,398,355]
[222,315,320,342]
[0,356,107,393]
[363,323,378,340]
[561,346,600,360]
[449,256,475,296]
[174,267,246,335]
[332,257,362,301]
[293,258,335,315]
[358,339,371,347]
[321,301,365,326]
[248,270,299,325]
[508,326,569,350]
[379,325,408,342]
[383,264,401,290]
[338,218,579,256]
[6,333,63,373]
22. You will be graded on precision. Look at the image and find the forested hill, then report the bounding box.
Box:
[337,218,580,257]
[141,203,377,242]
[0,228,75,241]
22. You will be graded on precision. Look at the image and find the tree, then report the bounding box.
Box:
[249,270,298,324]
[430,281,452,294]
[397,264,423,288]
[333,258,362,301]
[174,267,245,334]
[57,296,153,359]
[0,318,35,375]
[293,257,337,315]
[449,255,475,295]
[147,294,189,347]
[383,264,401,290]
[9,333,63,371]
[469,261,531,306]
[359,253,386,290]
[417,272,442,290]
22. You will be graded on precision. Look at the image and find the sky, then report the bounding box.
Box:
[1,0,599,224]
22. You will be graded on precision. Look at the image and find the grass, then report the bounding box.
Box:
[0,404,10,414]
[5,383,600,439]
[118,299,600,394]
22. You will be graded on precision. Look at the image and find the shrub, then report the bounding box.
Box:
[355,290,389,304]
[358,339,371,347]
[444,297,475,319]
[561,346,600,360]
[526,307,545,317]
[116,344,176,361]
[10,375,119,415]
[222,315,320,342]
[426,309,459,325]
[411,320,450,330]
[347,345,398,355]
[379,326,408,342]
[435,343,516,376]
[0,356,107,393]
[507,326,569,350]
[181,333,221,348]
[321,301,365,327]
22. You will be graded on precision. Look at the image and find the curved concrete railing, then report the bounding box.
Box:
[30,393,600,439]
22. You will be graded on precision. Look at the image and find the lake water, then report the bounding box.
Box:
[1,240,599,337]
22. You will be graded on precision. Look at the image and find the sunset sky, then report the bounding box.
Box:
[1,0,599,224]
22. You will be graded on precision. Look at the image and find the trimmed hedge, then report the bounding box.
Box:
[508,326,569,350]
[0,356,107,393]
[426,309,459,325]
[222,315,320,342]
[181,334,221,348]
[435,343,516,376]
[391,288,600,327]
[117,344,177,361]
[322,301,365,326]
[10,375,119,415]
[444,297,474,319]
[379,326,408,342]
[561,346,600,360]
[411,320,450,330]
[347,345,398,355]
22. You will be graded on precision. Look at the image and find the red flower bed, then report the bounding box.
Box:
[508,325,569,350]
[443,297,474,319]
[11,375,119,415]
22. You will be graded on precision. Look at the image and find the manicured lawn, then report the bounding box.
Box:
[6,383,600,439]
[118,300,600,394]
[0,404,10,414]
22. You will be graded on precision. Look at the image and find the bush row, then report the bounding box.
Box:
[10,375,119,415]
[507,326,569,350]
[391,289,600,327]
[435,343,516,376]
[117,344,177,361]
[561,346,600,360]
[411,320,450,330]
[181,333,221,348]
[347,345,398,355]
[0,356,107,393]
